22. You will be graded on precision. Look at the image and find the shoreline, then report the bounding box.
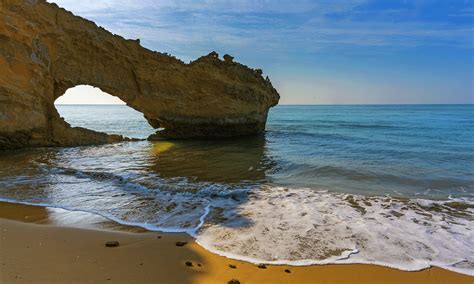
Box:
[1,202,473,283]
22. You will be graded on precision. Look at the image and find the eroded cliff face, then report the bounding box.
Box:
[0,0,279,150]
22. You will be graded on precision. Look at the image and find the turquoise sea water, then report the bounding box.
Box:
[270,105,473,198]
[0,104,473,274]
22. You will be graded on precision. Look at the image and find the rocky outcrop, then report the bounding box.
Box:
[0,0,279,150]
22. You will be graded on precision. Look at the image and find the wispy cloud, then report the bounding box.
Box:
[48,0,473,63]
[50,0,473,51]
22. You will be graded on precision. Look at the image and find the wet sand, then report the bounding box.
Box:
[0,202,472,284]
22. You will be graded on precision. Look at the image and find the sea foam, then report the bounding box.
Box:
[195,186,474,275]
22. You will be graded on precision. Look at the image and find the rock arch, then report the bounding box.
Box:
[0,0,279,150]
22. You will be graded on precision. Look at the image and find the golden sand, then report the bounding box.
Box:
[0,202,472,284]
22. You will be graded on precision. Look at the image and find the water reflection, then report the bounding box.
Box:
[0,138,276,232]
[148,136,275,184]
[0,201,146,232]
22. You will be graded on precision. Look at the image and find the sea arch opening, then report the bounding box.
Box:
[54,85,155,139]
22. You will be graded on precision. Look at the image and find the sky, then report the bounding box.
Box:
[51,0,474,105]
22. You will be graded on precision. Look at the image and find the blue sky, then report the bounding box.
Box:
[51,0,474,104]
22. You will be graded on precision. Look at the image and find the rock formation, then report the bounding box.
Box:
[0,0,279,150]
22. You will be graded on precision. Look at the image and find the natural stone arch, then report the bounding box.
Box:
[0,0,279,150]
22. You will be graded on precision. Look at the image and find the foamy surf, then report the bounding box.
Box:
[194,186,474,276]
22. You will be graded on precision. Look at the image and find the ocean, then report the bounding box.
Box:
[0,104,473,275]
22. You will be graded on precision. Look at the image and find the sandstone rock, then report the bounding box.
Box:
[105,241,120,247]
[223,54,234,63]
[208,51,219,58]
[0,1,279,150]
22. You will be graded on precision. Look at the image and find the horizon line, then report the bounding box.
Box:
[55,103,474,106]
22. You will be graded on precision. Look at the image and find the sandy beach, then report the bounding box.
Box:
[0,202,472,284]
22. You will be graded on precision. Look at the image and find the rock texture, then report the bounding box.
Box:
[0,0,279,150]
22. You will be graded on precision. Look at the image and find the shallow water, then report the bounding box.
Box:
[0,105,473,275]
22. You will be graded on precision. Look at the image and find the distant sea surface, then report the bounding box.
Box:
[1,105,473,275]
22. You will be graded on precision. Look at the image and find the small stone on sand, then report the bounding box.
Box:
[228,279,240,284]
[228,264,237,269]
[105,241,119,247]
[176,241,188,247]
[257,263,267,269]
[185,261,193,267]
[284,269,291,273]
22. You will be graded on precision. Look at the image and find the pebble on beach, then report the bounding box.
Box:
[105,241,120,247]
[257,264,267,269]
[228,279,240,284]
[175,241,188,247]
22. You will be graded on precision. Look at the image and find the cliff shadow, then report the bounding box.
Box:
[0,134,278,232]
[147,135,278,229]
[148,135,275,183]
